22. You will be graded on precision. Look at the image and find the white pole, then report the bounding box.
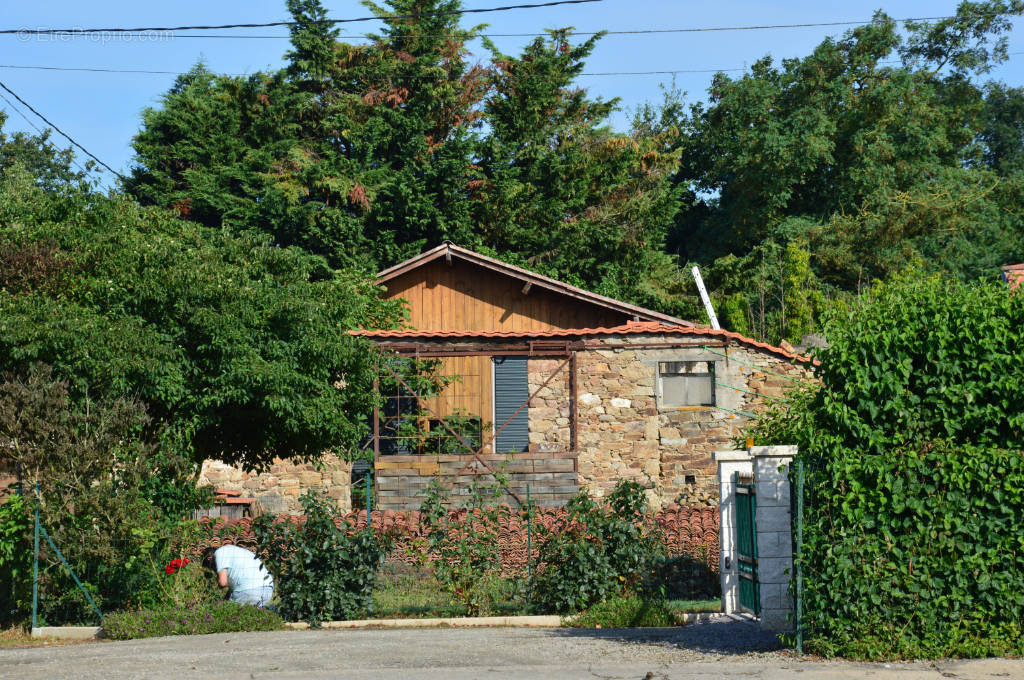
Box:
[691,265,721,330]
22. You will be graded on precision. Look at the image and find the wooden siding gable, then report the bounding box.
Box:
[377,243,692,332]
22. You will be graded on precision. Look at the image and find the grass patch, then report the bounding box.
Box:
[373,563,524,618]
[103,602,285,640]
[666,598,720,613]
[570,595,680,628]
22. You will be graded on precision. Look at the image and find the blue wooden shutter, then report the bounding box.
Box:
[493,356,529,453]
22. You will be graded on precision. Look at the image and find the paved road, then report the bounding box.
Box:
[2,615,1022,680]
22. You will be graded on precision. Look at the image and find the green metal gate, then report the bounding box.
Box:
[735,472,760,614]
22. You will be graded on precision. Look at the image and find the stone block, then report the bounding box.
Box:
[760,608,793,633]
[760,582,789,612]
[610,397,631,409]
[755,508,791,533]
[757,556,792,585]
[256,492,288,515]
[580,393,601,406]
[757,531,793,558]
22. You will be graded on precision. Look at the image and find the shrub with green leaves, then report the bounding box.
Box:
[418,475,512,616]
[750,273,1024,659]
[533,480,665,614]
[103,601,284,640]
[571,594,677,628]
[253,491,387,626]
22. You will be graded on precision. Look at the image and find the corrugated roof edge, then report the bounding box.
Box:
[351,321,815,364]
[374,242,695,328]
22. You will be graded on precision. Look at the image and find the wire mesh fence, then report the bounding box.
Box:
[8,473,722,627]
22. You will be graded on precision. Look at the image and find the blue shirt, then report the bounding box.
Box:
[213,545,273,593]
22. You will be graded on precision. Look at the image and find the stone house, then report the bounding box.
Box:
[356,244,812,510]
[201,243,811,513]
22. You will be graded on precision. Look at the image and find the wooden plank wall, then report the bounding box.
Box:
[423,355,494,452]
[382,260,628,331]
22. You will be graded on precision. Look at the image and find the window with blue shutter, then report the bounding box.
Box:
[493,356,529,453]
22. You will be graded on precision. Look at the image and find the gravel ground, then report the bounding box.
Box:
[2,614,1021,680]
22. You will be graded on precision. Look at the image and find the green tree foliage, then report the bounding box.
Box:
[2,125,403,470]
[128,0,684,312]
[668,0,1024,341]
[473,31,683,306]
[748,274,1024,658]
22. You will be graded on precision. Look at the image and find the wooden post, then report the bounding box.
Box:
[569,351,578,452]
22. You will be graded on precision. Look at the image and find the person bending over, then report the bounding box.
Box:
[202,544,274,607]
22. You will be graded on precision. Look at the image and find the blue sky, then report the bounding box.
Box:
[2,0,1023,185]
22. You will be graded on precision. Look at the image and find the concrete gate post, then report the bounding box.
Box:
[715,445,797,632]
[750,445,796,632]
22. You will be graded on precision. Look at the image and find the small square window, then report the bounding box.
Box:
[659,361,715,407]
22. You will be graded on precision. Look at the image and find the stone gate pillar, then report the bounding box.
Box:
[751,445,796,632]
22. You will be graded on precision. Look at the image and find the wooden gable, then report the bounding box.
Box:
[381,259,629,332]
[376,243,691,332]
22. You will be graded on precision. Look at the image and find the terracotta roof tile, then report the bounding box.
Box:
[352,320,812,362]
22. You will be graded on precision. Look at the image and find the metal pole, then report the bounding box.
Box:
[32,482,39,632]
[795,459,804,654]
[365,472,373,524]
[526,484,533,605]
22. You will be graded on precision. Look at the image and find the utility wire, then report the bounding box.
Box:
[0,80,125,181]
[0,89,91,176]
[5,52,1023,79]
[0,15,975,40]
[0,0,600,36]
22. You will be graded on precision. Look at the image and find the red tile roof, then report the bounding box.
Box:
[1003,264,1024,291]
[352,321,812,362]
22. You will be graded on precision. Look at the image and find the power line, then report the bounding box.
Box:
[0,90,92,176]
[0,0,600,36]
[0,80,125,181]
[0,15,975,41]
[5,51,1023,79]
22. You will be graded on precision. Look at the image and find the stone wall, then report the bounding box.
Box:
[199,453,353,515]
[562,334,811,510]
[194,333,809,513]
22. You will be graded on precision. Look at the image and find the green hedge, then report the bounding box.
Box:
[800,440,1024,659]
[751,274,1024,658]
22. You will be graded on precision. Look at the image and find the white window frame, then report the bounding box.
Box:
[657,360,716,409]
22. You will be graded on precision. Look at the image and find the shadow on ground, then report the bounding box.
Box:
[547,614,785,656]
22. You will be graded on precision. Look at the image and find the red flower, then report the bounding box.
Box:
[165,565,175,575]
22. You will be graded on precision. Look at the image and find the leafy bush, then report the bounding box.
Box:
[0,494,32,627]
[149,558,221,610]
[253,491,387,626]
[533,480,665,614]
[571,595,677,628]
[418,475,512,616]
[640,553,719,602]
[750,274,1024,659]
[103,601,284,640]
